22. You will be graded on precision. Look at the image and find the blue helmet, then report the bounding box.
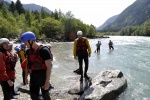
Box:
[20,43,25,49]
[14,46,20,52]
[20,31,36,42]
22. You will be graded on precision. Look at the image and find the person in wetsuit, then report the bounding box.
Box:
[73,30,92,82]
[20,31,52,100]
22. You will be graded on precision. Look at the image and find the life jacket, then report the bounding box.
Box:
[109,42,113,46]
[0,49,16,79]
[96,43,101,48]
[21,58,27,71]
[0,48,9,82]
[76,38,88,51]
[18,49,26,60]
[27,45,48,70]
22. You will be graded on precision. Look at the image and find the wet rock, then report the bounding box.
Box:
[68,78,92,95]
[80,70,127,100]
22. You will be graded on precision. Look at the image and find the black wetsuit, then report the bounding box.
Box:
[28,47,51,100]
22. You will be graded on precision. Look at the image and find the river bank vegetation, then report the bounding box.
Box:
[98,19,150,36]
[0,0,96,41]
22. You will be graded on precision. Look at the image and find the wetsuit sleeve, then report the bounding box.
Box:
[40,47,51,60]
[73,39,77,56]
[85,39,92,54]
[0,52,9,82]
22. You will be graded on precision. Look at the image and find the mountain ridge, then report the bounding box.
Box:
[103,0,150,31]
[3,0,52,13]
[96,15,119,31]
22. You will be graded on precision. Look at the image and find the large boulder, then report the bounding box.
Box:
[68,78,92,95]
[80,70,127,100]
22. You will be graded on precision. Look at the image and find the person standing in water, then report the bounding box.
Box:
[95,41,101,53]
[108,40,114,50]
[73,30,92,82]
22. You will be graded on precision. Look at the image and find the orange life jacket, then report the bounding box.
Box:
[76,38,88,51]
[27,46,47,70]
[0,49,16,79]
[21,59,27,71]
[0,49,9,82]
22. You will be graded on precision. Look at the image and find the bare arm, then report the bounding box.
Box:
[43,59,52,90]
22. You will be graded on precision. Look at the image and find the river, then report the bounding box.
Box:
[50,36,150,100]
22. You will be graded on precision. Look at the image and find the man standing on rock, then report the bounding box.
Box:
[20,31,52,100]
[73,30,92,82]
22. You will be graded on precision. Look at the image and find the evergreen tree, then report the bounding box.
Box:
[41,7,46,19]
[0,1,4,9]
[54,9,59,20]
[25,10,32,27]
[32,10,41,22]
[15,0,25,14]
[9,1,16,13]
[1,4,8,18]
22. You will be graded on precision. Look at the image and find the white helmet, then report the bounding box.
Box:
[0,38,9,45]
[77,31,83,35]
[9,42,13,46]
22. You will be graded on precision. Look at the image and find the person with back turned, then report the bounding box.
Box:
[108,40,114,50]
[73,30,92,82]
[95,40,101,53]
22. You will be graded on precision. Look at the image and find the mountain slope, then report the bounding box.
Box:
[3,0,11,3]
[103,0,150,31]
[23,4,52,13]
[3,0,52,13]
[96,15,118,30]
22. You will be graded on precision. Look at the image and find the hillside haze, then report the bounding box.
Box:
[96,15,118,30]
[3,0,52,13]
[103,0,150,31]
[23,4,52,13]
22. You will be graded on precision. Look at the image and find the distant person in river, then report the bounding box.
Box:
[95,41,101,53]
[108,40,114,50]
[73,30,92,82]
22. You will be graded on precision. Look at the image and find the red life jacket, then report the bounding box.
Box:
[76,38,88,51]
[0,49,16,79]
[27,46,47,70]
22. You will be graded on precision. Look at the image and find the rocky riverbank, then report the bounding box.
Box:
[0,58,127,100]
[11,35,109,44]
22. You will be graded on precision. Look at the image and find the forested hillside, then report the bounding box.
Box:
[0,0,96,41]
[103,0,150,32]
[96,15,118,31]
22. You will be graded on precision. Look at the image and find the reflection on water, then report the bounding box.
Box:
[45,36,150,99]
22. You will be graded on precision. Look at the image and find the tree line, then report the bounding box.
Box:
[98,19,150,36]
[119,19,150,36]
[0,0,96,41]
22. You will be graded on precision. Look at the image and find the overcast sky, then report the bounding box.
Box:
[12,0,136,27]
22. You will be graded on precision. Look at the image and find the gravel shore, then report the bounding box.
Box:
[0,60,80,100]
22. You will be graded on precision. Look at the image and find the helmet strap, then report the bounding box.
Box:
[28,40,34,51]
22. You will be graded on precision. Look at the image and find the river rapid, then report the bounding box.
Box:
[50,36,150,100]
